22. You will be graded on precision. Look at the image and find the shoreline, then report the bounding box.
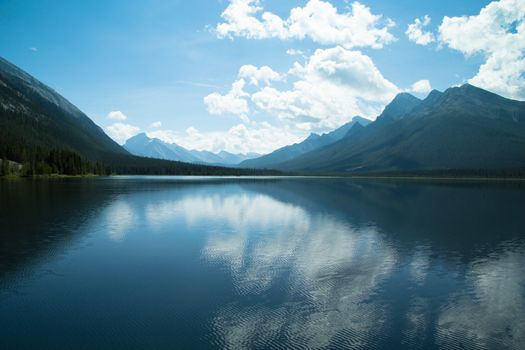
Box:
[2,174,525,182]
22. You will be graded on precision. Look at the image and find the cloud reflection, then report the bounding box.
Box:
[105,199,136,241]
[437,247,525,349]
[198,192,397,348]
[98,181,525,349]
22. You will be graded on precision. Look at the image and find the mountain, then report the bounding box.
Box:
[378,92,422,121]
[326,116,372,140]
[0,56,128,162]
[124,133,260,165]
[189,150,225,164]
[191,149,260,165]
[0,57,275,176]
[240,116,371,169]
[275,84,525,173]
[216,150,261,165]
[124,133,200,163]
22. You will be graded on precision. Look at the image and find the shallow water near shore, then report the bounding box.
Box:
[1,176,524,349]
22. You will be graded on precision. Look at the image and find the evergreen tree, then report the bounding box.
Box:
[1,158,8,177]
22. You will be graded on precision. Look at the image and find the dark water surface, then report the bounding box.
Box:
[1,177,524,349]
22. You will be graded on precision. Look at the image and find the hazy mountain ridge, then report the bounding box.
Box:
[124,133,260,166]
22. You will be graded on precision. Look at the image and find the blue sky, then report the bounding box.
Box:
[1,0,522,153]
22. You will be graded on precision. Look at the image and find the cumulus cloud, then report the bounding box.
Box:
[105,123,141,144]
[406,15,436,45]
[204,47,398,134]
[216,0,396,49]
[408,79,432,94]
[203,65,282,122]
[149,121,162,129]
[204,79,250,122]
[438,0,525,100]
[238,65,282,86]
[249,46,398,131]
[107,111,128,121]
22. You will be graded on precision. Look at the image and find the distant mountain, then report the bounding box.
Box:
[276,84,525,173]
[124,133,200,163]
[240,116,371,169]
[189,150,225,164]
[0,56,128,161]
[124,133,260,165]
[216,150,261,165]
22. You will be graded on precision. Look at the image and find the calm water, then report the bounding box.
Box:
[1,177,524,349]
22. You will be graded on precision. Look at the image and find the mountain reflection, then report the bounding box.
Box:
[115,180,525,349]
[133,180,524,349]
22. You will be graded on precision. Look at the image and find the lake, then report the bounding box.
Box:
[1,177,524,349]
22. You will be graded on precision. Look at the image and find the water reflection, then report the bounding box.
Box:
[185,190,394,348]
[0,178,524,349]
[409,246,431,285]
[437,245,525,349]
[205,222,396,348]
[198,181,525,349]
[106,199,136,241]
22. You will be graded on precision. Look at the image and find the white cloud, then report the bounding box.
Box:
[250,47,398,131]
[107,111,128,121]
[203,65,281,123]
[408,79,432,94]
[406,15,436,45]
[149,121,162,129]
[238,64,282,86]
[438,0,525,100]
[147,123,302,155]
[286,49,304,56]
[202,47,397,137]
[29,47,38,52]
[146,129,178,144]
[105,123,141,144]
[204,79,250,121]
[216,0,396,49]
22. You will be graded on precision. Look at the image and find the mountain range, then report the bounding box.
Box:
[123,133,260,166]
[269,84,525,173]
[2,55,525,176]
[239,116,371,169]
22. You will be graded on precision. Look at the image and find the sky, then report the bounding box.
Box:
[1,0,524,154]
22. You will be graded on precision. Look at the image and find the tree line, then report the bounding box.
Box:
[1,149,109,177]
[0,147,281,177]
